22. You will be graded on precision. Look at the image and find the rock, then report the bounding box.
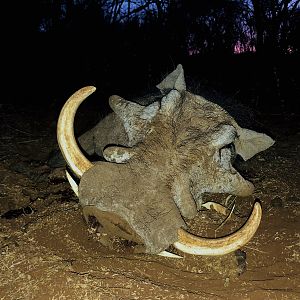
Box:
[271,196,283,208]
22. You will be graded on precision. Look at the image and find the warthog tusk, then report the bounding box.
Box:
[158,251,183,258]
[173,201,262,256]
[66,170,79,196]
[57,86,95,178]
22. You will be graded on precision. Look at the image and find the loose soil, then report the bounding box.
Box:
[0,103,299,300]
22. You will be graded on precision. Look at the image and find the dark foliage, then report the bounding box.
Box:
[1,0,300,113]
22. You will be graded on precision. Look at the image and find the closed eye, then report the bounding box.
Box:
[219,143,236,161]
[218,142,237,172]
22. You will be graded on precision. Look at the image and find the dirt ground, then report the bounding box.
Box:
[0,103,299,300]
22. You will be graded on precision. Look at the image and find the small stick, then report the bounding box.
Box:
[214,201,236,237]
[7,125,33,136]
[243,245,268,253]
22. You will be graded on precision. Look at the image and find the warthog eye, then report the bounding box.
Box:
[222,142,236,159]
[219,143,237,171]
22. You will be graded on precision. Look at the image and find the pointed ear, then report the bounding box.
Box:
[109,95,159,145]
[156,64,186,93]
[103,146,136,163]
[160,90,182,116]
[234,127,275,161]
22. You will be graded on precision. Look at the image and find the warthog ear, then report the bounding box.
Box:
[109,95,160,145]
[103,146,136,163]
[234,127,275,161]
[156,64,186,93]
[160,90,182,116]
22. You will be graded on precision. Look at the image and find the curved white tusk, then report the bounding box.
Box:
[57,86,95,178]
[66,170,79,196]
[158,251,183,258]
[173,201,262,256]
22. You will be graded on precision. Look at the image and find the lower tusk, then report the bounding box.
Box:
[158,251,183,258]
[173,201,262,256]
[66,170,79,196]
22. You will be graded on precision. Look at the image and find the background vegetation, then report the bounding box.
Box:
[2,0,300,113]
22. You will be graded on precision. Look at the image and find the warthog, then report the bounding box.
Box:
[57,65,274,256]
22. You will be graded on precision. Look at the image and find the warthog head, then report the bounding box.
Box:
[57,65,274,256]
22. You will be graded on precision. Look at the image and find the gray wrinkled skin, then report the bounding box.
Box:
[79,65,274,209]
[78,86,271,253]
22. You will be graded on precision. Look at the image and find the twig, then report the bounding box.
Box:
[214,201,236,237]
[6,125,33,136]
[17,139,43,144]
[224,195,233,207]
[243,245,268,254]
